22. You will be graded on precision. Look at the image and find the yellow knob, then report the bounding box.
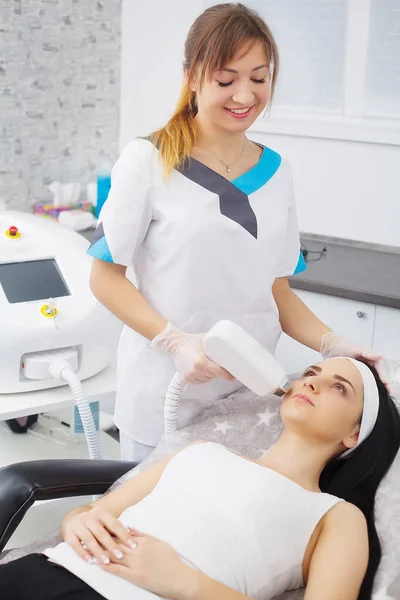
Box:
[40,304,58,318]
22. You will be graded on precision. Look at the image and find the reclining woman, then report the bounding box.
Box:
[0,357,399,600]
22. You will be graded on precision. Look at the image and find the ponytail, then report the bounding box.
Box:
[151,83,199,178]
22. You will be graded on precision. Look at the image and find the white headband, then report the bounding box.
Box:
[328,357,380,458]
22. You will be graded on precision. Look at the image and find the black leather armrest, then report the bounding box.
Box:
[0,459,136,553]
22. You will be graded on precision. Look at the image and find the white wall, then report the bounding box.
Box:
[250,131,400,247]
[120,0,400,248]
[120,0,203,146]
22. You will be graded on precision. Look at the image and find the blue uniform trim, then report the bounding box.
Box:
[232,146,282,195]
[293,252,307,274]
[87,236,114,263]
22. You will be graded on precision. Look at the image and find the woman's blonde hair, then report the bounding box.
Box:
[151,3,279,177]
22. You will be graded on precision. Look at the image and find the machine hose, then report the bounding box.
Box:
[49,361,101,460]
[163,372,185,438]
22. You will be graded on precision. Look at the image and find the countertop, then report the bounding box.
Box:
[292,235,400,309]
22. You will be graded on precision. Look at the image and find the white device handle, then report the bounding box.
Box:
[163,320,289,436]
[203,320,288,395]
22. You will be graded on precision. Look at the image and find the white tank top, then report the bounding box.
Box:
[45,442,343,600]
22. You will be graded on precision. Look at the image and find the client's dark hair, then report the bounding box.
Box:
[319,363,400,600]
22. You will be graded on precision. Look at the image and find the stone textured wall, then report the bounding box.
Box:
[0,0,121,211]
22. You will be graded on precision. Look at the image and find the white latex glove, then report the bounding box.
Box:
[151,322,234,384]
[320,331,389,388]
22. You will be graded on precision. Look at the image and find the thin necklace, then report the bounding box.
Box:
[209,141,246,173]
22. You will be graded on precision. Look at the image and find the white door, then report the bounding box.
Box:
[372,306,400,360]
[275,290,376,374]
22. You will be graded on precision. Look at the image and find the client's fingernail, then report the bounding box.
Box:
[101,555,110,564]
[128,538,137,549]
[113,549,124,559]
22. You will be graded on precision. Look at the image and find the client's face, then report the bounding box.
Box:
[280,359,364,454]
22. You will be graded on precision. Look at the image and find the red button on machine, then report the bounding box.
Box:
[5,225,21,239]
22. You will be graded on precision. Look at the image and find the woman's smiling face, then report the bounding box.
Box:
[192,40,271,133]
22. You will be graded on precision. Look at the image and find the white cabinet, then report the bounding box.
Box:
[275,290,376,374]
[372,306,400,359]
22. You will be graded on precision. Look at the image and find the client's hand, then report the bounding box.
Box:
[62,505,137,565]
[101,527,195,598]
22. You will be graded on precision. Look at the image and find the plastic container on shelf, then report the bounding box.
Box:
[95,162,112,219]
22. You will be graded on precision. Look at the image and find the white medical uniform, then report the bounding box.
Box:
[88,138,306,448]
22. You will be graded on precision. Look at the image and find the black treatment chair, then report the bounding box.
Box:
[0,459,137,553]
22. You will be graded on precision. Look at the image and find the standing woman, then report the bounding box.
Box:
[88,3,383,462]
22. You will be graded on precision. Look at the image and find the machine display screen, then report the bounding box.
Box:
[0,259,71,304]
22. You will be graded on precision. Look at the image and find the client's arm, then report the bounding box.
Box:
[60,446,190,563]
[304,502,369,600]
[101,527,251,600]
[175,570,251,600]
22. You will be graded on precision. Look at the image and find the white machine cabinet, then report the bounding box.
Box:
[275,289,376,374]
[0,211,122,393]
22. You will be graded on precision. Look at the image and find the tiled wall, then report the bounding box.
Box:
[0,0,121,211]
